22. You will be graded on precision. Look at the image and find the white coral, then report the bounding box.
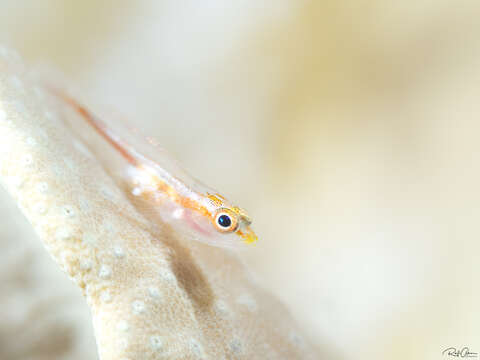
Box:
[0,48,316,359]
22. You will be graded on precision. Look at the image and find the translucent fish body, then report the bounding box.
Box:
[53,89,257,248]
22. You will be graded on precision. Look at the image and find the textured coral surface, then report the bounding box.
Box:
[0,48,317,359]
[0,186,98,360]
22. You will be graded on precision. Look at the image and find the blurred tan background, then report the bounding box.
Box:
[1,1,479,359]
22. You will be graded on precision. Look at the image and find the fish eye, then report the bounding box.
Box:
[217,214,232,228]
[214,210,238,232]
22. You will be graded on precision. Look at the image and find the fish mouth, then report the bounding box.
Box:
[236,225,258,245]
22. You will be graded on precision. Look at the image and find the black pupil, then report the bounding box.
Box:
[218,214,232,228]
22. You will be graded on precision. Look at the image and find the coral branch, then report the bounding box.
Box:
[0,48,317,359]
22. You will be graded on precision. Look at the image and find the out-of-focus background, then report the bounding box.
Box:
[1,1,479,359]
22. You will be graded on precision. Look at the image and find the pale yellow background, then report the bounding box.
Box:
[0,1,478,359]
